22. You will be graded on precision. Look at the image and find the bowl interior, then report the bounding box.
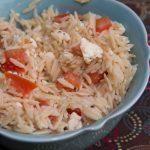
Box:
[0,0,149,142]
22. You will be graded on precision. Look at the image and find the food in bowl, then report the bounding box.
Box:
[0,6,137,134]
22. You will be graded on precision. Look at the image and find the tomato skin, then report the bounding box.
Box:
[88,72,106,84]
[96,17,112,33]
[5,72,37,96]
[67,108,82,116]
[54,13,70,23]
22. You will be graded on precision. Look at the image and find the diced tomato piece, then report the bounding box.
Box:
[48,115,57,122]
[0,61,25,73]
[56,81,65,89]
[67,108,82,116]
[39,99,49,106]
[56,72,81,91]
[4,48,28,65]
[64,72,81,89]
[88,72,105,84]
[0,48,28,73]
[71,44,82,56]
[66,108,73,115]
[54,13,70,23]
[96,17,112,33]
[73,108,82,116]
[5,72,37,96]
[56,81,74,92]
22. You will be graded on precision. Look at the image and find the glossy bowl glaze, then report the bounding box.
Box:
[0,0,149,150]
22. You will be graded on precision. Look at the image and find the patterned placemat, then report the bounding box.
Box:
[0,1,150,150]
[86,1,150,150]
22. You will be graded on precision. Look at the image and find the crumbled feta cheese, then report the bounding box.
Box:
[75,0,91,4]
[80,38,103,63]
[51,30,70,42]
[68,112,82,131]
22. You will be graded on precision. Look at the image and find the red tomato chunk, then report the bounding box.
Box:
[5,72,37,96]
[96,17,112,33]
[56,72,81,91]
[4,48,28,64]
[88,72,106,84]
[0,48,28,73]
[39,100,49,106]
[67,108,82,116]
[48,115,57,122]
[0,61,25,73]
[54,13,70,23]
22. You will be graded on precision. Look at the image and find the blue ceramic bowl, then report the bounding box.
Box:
[0,0,150,150]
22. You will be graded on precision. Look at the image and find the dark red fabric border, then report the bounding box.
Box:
[87,1,150,149]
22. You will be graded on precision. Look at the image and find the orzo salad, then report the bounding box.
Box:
[0,7,137,134]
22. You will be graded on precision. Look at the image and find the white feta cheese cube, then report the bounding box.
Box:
[80,38,103,63]
[68,112,82,131]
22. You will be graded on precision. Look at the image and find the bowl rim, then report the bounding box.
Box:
[0,0,150,143]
